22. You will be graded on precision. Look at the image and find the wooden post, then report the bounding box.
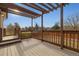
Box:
[0,9,2,41]
[60,4,64,49]
[31,17,33,38]
[3,28,6,36]
[41,12,43,41]
[14,27,16,35]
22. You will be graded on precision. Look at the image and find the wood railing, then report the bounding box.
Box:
[32,30,79,52]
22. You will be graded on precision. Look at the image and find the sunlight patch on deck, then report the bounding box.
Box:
[2,36,18,41]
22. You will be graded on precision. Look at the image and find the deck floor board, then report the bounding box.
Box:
[0,38,79,56]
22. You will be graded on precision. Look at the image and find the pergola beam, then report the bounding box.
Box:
[0,3,8,12]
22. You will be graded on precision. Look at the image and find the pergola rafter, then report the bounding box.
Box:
[55,3,60,7]
[8,10,34,18]
[21,3,49,14]
[39,3,53,11]
[7,3,41,18]
[0,3,67,18]
[47,3,58,9]
[31,3,50,13]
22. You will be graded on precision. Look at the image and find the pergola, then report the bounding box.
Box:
[0,3,68,49]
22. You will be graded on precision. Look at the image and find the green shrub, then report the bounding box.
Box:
[19,32,31,39]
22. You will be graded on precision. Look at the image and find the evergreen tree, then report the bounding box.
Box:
[35,23,39,31]
[14,22,20,29]
[51,23,60,30]
[7,23,15,35]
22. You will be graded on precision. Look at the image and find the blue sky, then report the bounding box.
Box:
[3,3,79,28]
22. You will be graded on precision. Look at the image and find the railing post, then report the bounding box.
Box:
[3,28,6,36]
[15,25,20,39]
[60,3,64,49]
[14,27,16,35]
[18,27,21,39]
[41,12,44,41]
[0,9,2,42]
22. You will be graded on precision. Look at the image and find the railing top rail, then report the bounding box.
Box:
[43,30,79,32]
[32,30,79,33]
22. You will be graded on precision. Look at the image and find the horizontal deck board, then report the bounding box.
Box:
[0,38,79,56]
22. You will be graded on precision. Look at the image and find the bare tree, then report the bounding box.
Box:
[64,14,79,30]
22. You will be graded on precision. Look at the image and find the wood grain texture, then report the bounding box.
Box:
[0,38,79,56]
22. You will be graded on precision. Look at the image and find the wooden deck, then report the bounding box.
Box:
[0,38,79,56]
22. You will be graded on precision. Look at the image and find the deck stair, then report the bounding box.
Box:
[0,36,21,46]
